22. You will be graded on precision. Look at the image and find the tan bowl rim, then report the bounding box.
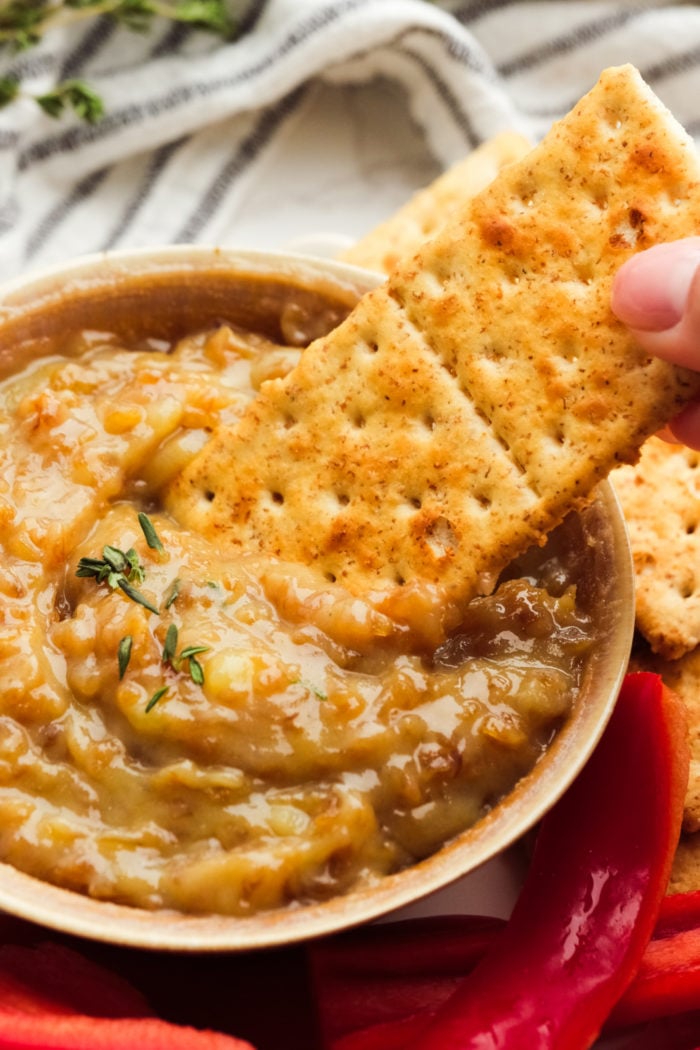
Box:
[0,246,635,951]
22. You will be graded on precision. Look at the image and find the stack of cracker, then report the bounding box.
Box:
[168,65,700,627]
[614,441,700,892]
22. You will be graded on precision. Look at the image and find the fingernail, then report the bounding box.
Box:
[612,237,700,332]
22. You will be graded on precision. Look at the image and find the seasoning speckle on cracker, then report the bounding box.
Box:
[167,65,700,621]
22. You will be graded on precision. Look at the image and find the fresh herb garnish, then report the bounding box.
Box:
[76,544,156,612]
[294,679,328,701]
[164,577,181,609]
[138,512,164,553]
[145,684,169,713]
[0,1,235,121]
[162,622,178,663]
[117,635,132,679]
[35,79,104,123]
[179,644,208,685]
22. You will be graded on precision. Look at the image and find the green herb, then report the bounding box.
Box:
[0,0,235,120]
[117,577,159,614]
[162,622,178,663]
[76,544,156,613]
[164,577,181,609]
[138,512,164,553]
[145,684,168,713]
[294,679,328,701]
[179,644,208,685]
[188,654,204,685]
[35,79,103,123]
[117,635,132,678]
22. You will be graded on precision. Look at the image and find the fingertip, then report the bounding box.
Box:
[665,400,700,452]
[612,238,700,332]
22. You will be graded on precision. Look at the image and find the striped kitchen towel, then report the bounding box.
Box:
[2,0,700,280]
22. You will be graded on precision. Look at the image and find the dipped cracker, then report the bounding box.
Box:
[612,437,700,660]
[167,66,700,615]
[341,131,531,274]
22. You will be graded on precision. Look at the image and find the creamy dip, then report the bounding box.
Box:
[0,317,595,916]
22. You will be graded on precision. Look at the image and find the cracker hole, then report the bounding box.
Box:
[325,571,337,583]
[270,490,285,505]
[337,493,350,506]
[687,521,697,536]
[204,489,215,502]
[365,340,379,354]
[423,414,436,431]
[283,413,296,429]
[681,580,696,599]
[394,572,406,586]
[408,496,422,510]
[475,492,492,509]
[351,411,366,429]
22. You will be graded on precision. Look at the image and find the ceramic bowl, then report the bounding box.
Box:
[0,246,634,950]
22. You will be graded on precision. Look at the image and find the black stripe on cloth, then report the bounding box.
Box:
[239,0,274,35]
[396,42,483,148]
[16,0,393,172]
[453,0,521,26]
[640,42,700,85]
[174,86,306,243]
[496,8,642,79]
[0,199,19,237]
[0,130,19,150]
[58,17,119,80]
[24,167,110,261]
[102,137,186,249]
[150,22,193,59]
[3,49,58,81]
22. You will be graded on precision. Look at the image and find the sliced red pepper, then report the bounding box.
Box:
[310,915,504,1045]
[0,938,256,1050]
[326,672,689,1050]
[654,890,700,939]
[0,1013,255,1049]
[607,926,700,1030]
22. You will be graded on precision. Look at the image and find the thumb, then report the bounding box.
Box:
[612,237,700,370]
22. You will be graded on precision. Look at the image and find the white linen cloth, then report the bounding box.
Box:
[2,0,700,280]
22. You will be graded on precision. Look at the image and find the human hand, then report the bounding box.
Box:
[612,237,700,449]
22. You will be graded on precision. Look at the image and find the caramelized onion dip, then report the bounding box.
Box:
[0,292,598,917]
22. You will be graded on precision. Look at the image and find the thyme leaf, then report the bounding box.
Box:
[145,684,168,713]
[162,622,178,663]
[117,577,159,614]
[0,0,234,120]
[117,635,132,679]
[35,79,104,123]
[138,511,164,553]
[164,577,181,609]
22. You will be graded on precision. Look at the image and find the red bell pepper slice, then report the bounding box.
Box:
[325,672,689,1050]
[654,890,700,939]
[0,939,255,1050]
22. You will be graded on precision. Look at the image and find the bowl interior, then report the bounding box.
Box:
[0,247,635,950]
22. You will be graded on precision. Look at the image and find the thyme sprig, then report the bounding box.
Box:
[76,543,160,613]
[0,0,234,121]
[161,622,208,684]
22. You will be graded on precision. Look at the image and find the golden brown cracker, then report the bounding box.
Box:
[612,437,700,661]
[340,131,531,274]
[167,66,700,613]
[630,640,700,833]
[669,833,700,894]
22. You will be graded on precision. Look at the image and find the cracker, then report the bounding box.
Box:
[612,438,700,660]
[629,641,700,832]
[340,131,531,274]
[167,66,700,613]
